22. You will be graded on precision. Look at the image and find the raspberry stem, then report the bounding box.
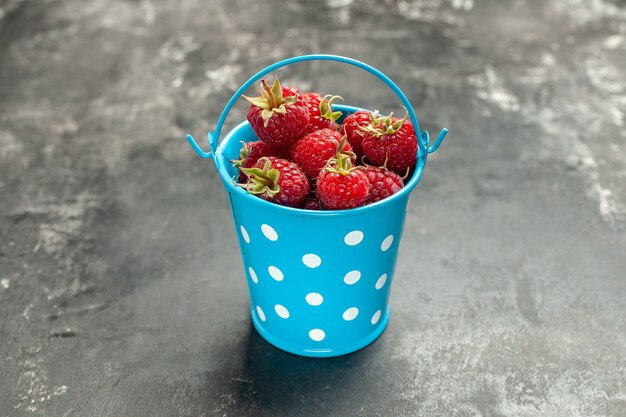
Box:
[239,158,281,196]
[261,79,279,109]
[320,95,343,122]
[324,135,357,176]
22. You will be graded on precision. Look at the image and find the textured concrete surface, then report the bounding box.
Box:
[1,0,625,416]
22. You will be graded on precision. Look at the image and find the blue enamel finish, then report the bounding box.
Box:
[212,106,417,357]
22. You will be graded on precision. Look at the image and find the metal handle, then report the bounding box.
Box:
[186,54,448,159]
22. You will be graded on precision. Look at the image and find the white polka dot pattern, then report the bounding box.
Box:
[239,222,399,350]
[342,307,359,321]
[309,329,325,341]
[261,224,278,241]
[240,226,250,243]
[256,306,266,322]
[248,267,258,284]
[371,310,381,325]
[381,235,394,251]
[305,293,324,306]
[268,266,284,281]
[302,254,322,268]
[375,274,387,290]
[274,304,289,319]
[344,231,364,246]
[344,270,361,285]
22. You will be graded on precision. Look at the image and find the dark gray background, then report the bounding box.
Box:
[1,0,625,416]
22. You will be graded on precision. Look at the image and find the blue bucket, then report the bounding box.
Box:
[186,55,447,357]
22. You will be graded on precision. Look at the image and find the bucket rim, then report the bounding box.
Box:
[215,104,427,218]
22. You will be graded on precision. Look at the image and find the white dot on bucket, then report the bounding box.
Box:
[375,273,387,290]
[309,328,326,342]
[274,304,289,319]
[268,266,284,281]
[342,307,359,321]
[305,292,323,306]
[248,267,258,284]
[240,225,250,244]
[381,235,394,251]
[344,231,364,246]
[261,224,278,241]
[344,270,361,285]
[302,254,322,268]
[371,310,382,325]
[256,306,266,322]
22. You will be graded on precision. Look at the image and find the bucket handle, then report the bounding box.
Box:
[186,54,448,160]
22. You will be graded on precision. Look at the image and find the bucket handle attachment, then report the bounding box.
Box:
[186,54,448,160]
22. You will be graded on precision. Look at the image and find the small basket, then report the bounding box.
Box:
[186,55,447,357]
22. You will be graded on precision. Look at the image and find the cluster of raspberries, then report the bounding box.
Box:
[233,78,418,210]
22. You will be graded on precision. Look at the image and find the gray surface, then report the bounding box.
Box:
[1,0,625,416]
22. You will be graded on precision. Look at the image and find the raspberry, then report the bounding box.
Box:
[244,78,310,149]
[303,195,322,210]
[341,110,376,160]
[316,150,369,210]
[362,165,404,204]
[289,128,353,180]
[302,93,342,134]
[362,114,417,176]
[233,140,286,181]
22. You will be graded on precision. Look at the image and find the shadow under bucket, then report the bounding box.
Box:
[186,55,447,357]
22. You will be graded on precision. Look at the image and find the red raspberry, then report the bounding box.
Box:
[341,110,377,160]
[244,78,310,149]
[303,195,322,210]
[232,140,286,181]
[240,157,310,207]
[302,93,342,134]
[362,114,417,176]
[282,86,303,100]
[362,165,404,204]
[289,128,354,180]
[317,154,369,210]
